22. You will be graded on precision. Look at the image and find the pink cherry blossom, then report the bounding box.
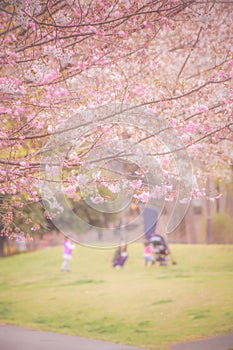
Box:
[90,195,105,204]
[197,105,208,113]
[0,1,232,240]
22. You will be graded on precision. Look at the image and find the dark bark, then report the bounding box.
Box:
[0,236,7,257]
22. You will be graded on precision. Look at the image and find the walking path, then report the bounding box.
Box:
[0,324,145,350]
[170,334,233,350]
[1,324,233,350]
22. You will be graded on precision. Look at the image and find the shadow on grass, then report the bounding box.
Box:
[62,279,105,286]
[151,299,173,306]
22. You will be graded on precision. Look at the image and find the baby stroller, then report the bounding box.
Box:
[149,234,170,266]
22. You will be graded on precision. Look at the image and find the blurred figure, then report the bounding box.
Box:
[143,206,158,240]
[61,236,75,272]
[143,241,155,267]
[112,242,128,268]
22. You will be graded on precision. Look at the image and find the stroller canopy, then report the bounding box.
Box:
[149,233,168,250]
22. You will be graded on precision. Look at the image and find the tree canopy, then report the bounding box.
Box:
[0,0,232,242]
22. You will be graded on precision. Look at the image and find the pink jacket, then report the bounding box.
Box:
[63,241,75,255]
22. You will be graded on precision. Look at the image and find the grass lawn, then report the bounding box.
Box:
[0,243,233,350]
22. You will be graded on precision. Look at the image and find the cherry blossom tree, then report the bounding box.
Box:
[0,0,232,243]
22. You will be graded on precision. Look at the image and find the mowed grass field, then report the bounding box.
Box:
[0,243,233,350]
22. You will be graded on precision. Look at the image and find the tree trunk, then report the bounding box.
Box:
[0,236,7,257]
[225,167,233,215]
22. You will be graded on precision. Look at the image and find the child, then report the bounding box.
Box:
[112,242,128,268]
[61,236,75,272]
[143,241,155,267]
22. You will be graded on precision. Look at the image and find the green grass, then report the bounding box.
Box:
[0,244,233,350]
